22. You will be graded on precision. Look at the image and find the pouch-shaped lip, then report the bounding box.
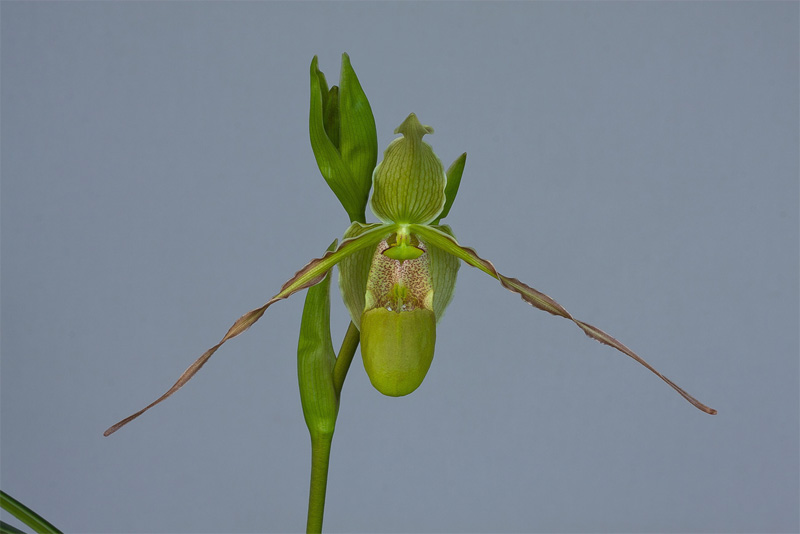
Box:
[360,307,436,397]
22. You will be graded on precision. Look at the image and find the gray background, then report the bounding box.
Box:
[2,2,797,533]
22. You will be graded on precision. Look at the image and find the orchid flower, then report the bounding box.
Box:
[104,54,715,532]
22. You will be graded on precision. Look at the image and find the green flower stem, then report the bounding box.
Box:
[305,321,360,533]
[306,433,333,534]
[333,321,360,395]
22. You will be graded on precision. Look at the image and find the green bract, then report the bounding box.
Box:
[309,53,377,224]
[297,240,339,439]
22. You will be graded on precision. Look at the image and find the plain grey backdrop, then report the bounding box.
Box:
[2,2,797,533]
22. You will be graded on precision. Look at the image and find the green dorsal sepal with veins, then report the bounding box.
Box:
[370,113,447,225]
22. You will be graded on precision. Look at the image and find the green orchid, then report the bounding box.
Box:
[105,54,715,532]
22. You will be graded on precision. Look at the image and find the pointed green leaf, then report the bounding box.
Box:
[315,62,329,99]
[434,153,467,224]
[309,56,363,223]
[338,53,377,215]
[409,224,717,416]
[103,223,395,436]
[298,240,339,439]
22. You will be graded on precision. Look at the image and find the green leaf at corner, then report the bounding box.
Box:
[1,520,28,534]
[433,152,467,224]
[297,240,339,440]
[0,491,62,534]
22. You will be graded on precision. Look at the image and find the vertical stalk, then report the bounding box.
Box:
[306,434,333,534]
[305,321,360,533]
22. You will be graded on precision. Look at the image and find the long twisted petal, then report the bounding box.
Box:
[104,223,393,436]
[411,224,717,415]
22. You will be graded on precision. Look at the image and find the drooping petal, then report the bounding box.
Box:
[410,224,717,415]
[425,225,460,321]
[370,113,447,225]
[338,222,394,328]
[103,223,393,436]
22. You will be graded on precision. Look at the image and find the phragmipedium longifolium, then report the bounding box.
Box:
[105,53,716,533]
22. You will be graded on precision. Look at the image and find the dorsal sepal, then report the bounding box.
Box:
[370,113,447,225]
